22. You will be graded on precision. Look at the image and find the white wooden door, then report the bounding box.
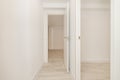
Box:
[75,0,81,80]
[64,2,70,72]
[111,0,120,80]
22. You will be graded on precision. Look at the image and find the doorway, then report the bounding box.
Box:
[43,7,70,72]
[81,0,110,80]
[48,15,65,67]
[41,6,72,79]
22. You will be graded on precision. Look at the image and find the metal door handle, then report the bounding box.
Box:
[78,36,80,39]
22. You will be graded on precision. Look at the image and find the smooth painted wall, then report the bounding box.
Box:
[0,0,31,80]
[30,0,44,79]
[0,0,43,80]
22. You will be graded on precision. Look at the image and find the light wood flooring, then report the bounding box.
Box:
[81,63,110,80]
[36,50,73,80]
[36,50,110,80]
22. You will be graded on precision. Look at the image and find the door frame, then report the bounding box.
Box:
[75,0,81,80]
[111,0,120,80]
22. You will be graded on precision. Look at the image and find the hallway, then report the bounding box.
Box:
[36,50,73,80]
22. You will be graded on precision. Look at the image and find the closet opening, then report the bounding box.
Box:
[48,15,65,66]
[81,0,110,80]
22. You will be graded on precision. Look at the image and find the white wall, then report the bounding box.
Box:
[48,15,64,50]
[0,1,29,80]
[81,0,110,63]
[30,0,44,79]
[111,0,120,79]
[0,0,43,80]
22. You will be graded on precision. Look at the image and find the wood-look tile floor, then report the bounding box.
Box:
[81,63,110,80]
[36,50,73,80]
[36,50,110,80]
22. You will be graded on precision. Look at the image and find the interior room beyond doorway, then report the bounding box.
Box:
[48,15,64,63]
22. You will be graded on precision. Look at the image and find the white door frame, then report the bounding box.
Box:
[43,1,70,73]
[111,0,120,80]
[75,0,81,80]
[43,9,65,63]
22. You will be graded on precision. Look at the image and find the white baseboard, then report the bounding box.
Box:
[81,58,110,63]
[33,63,43,80]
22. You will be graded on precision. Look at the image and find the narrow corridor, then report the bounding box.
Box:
[36,50,73,80]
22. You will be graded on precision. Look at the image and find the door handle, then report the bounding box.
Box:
[78,36,80,39]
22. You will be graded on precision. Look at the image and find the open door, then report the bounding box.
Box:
[64,1,70,72]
